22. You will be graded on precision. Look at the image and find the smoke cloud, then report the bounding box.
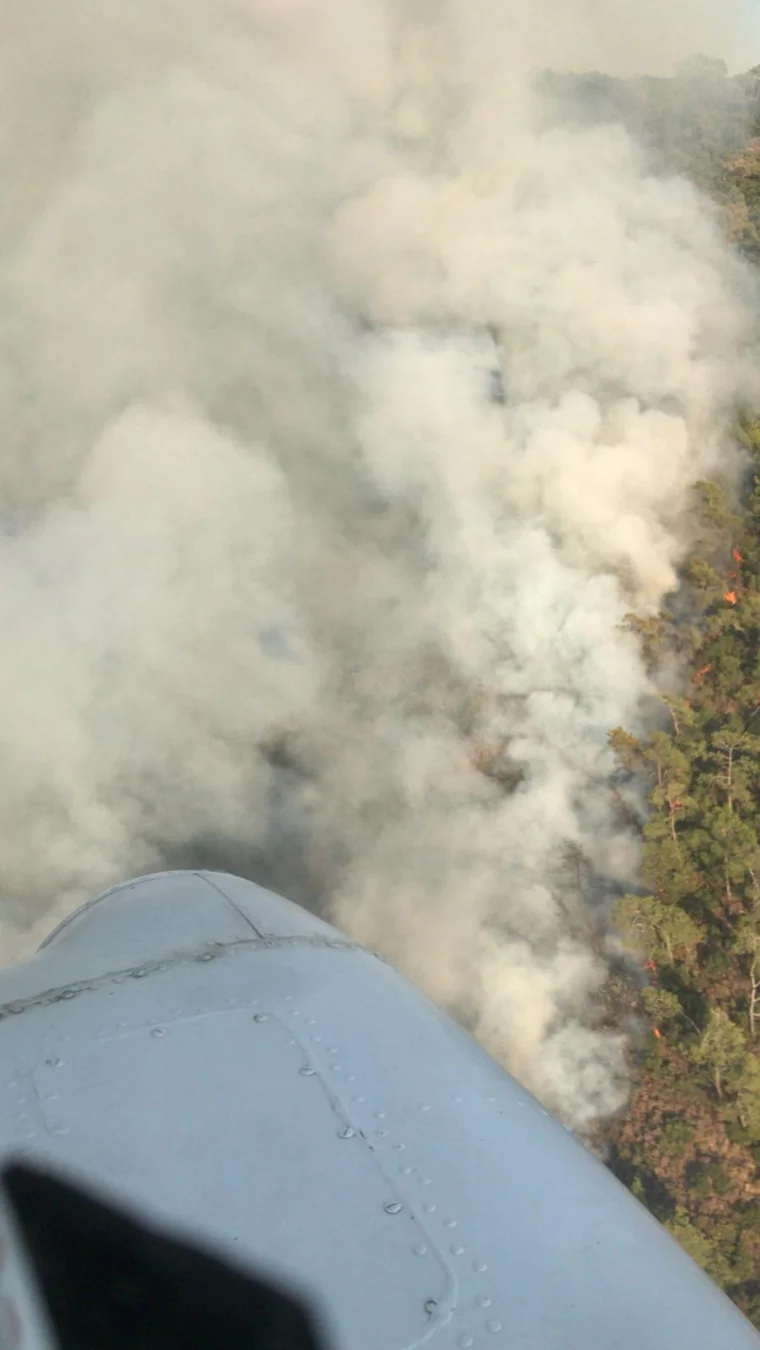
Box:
[0,0,757,1128]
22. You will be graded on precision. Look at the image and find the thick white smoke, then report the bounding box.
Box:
[0,0,757,1128]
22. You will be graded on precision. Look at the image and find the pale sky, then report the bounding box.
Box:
[729,4,760,72]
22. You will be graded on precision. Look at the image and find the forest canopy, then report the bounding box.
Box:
[556,63,760,1323]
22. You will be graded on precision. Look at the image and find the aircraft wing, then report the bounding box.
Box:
[0,869,757,1349]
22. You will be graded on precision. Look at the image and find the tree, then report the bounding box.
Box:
[676,55,728,80]
[665,1209,733,1285]
[734,1052,760,1140]
[734,914,760,1040]
[614,893,705,966]
[690,1008,746,1100]
[641,986,687,1030]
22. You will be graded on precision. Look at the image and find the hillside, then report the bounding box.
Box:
[541,62,760,1329]
[542,62,760,259]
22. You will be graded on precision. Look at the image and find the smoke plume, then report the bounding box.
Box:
[0,0,757,1128]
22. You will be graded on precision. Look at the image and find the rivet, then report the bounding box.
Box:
[253,1014,269,1023]
[338,1127,356,1139]
[300,1066,316,1077]
[486,1320,503,1333]
[413,1243,428,1256]
[151,1028,166,1038]
[383,1201,403,1214]
[451,1244,465,1256]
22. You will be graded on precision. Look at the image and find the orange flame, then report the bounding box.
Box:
[694,663,712,684]
[732,548,744,564]
[653,1028,662,1040]
[724,591,737,605]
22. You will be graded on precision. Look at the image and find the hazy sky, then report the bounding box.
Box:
[723,2,760,72]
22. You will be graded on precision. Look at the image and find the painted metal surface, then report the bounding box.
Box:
[0,869,757,1349]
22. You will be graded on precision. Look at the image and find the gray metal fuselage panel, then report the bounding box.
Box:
[0,870,757,1350]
